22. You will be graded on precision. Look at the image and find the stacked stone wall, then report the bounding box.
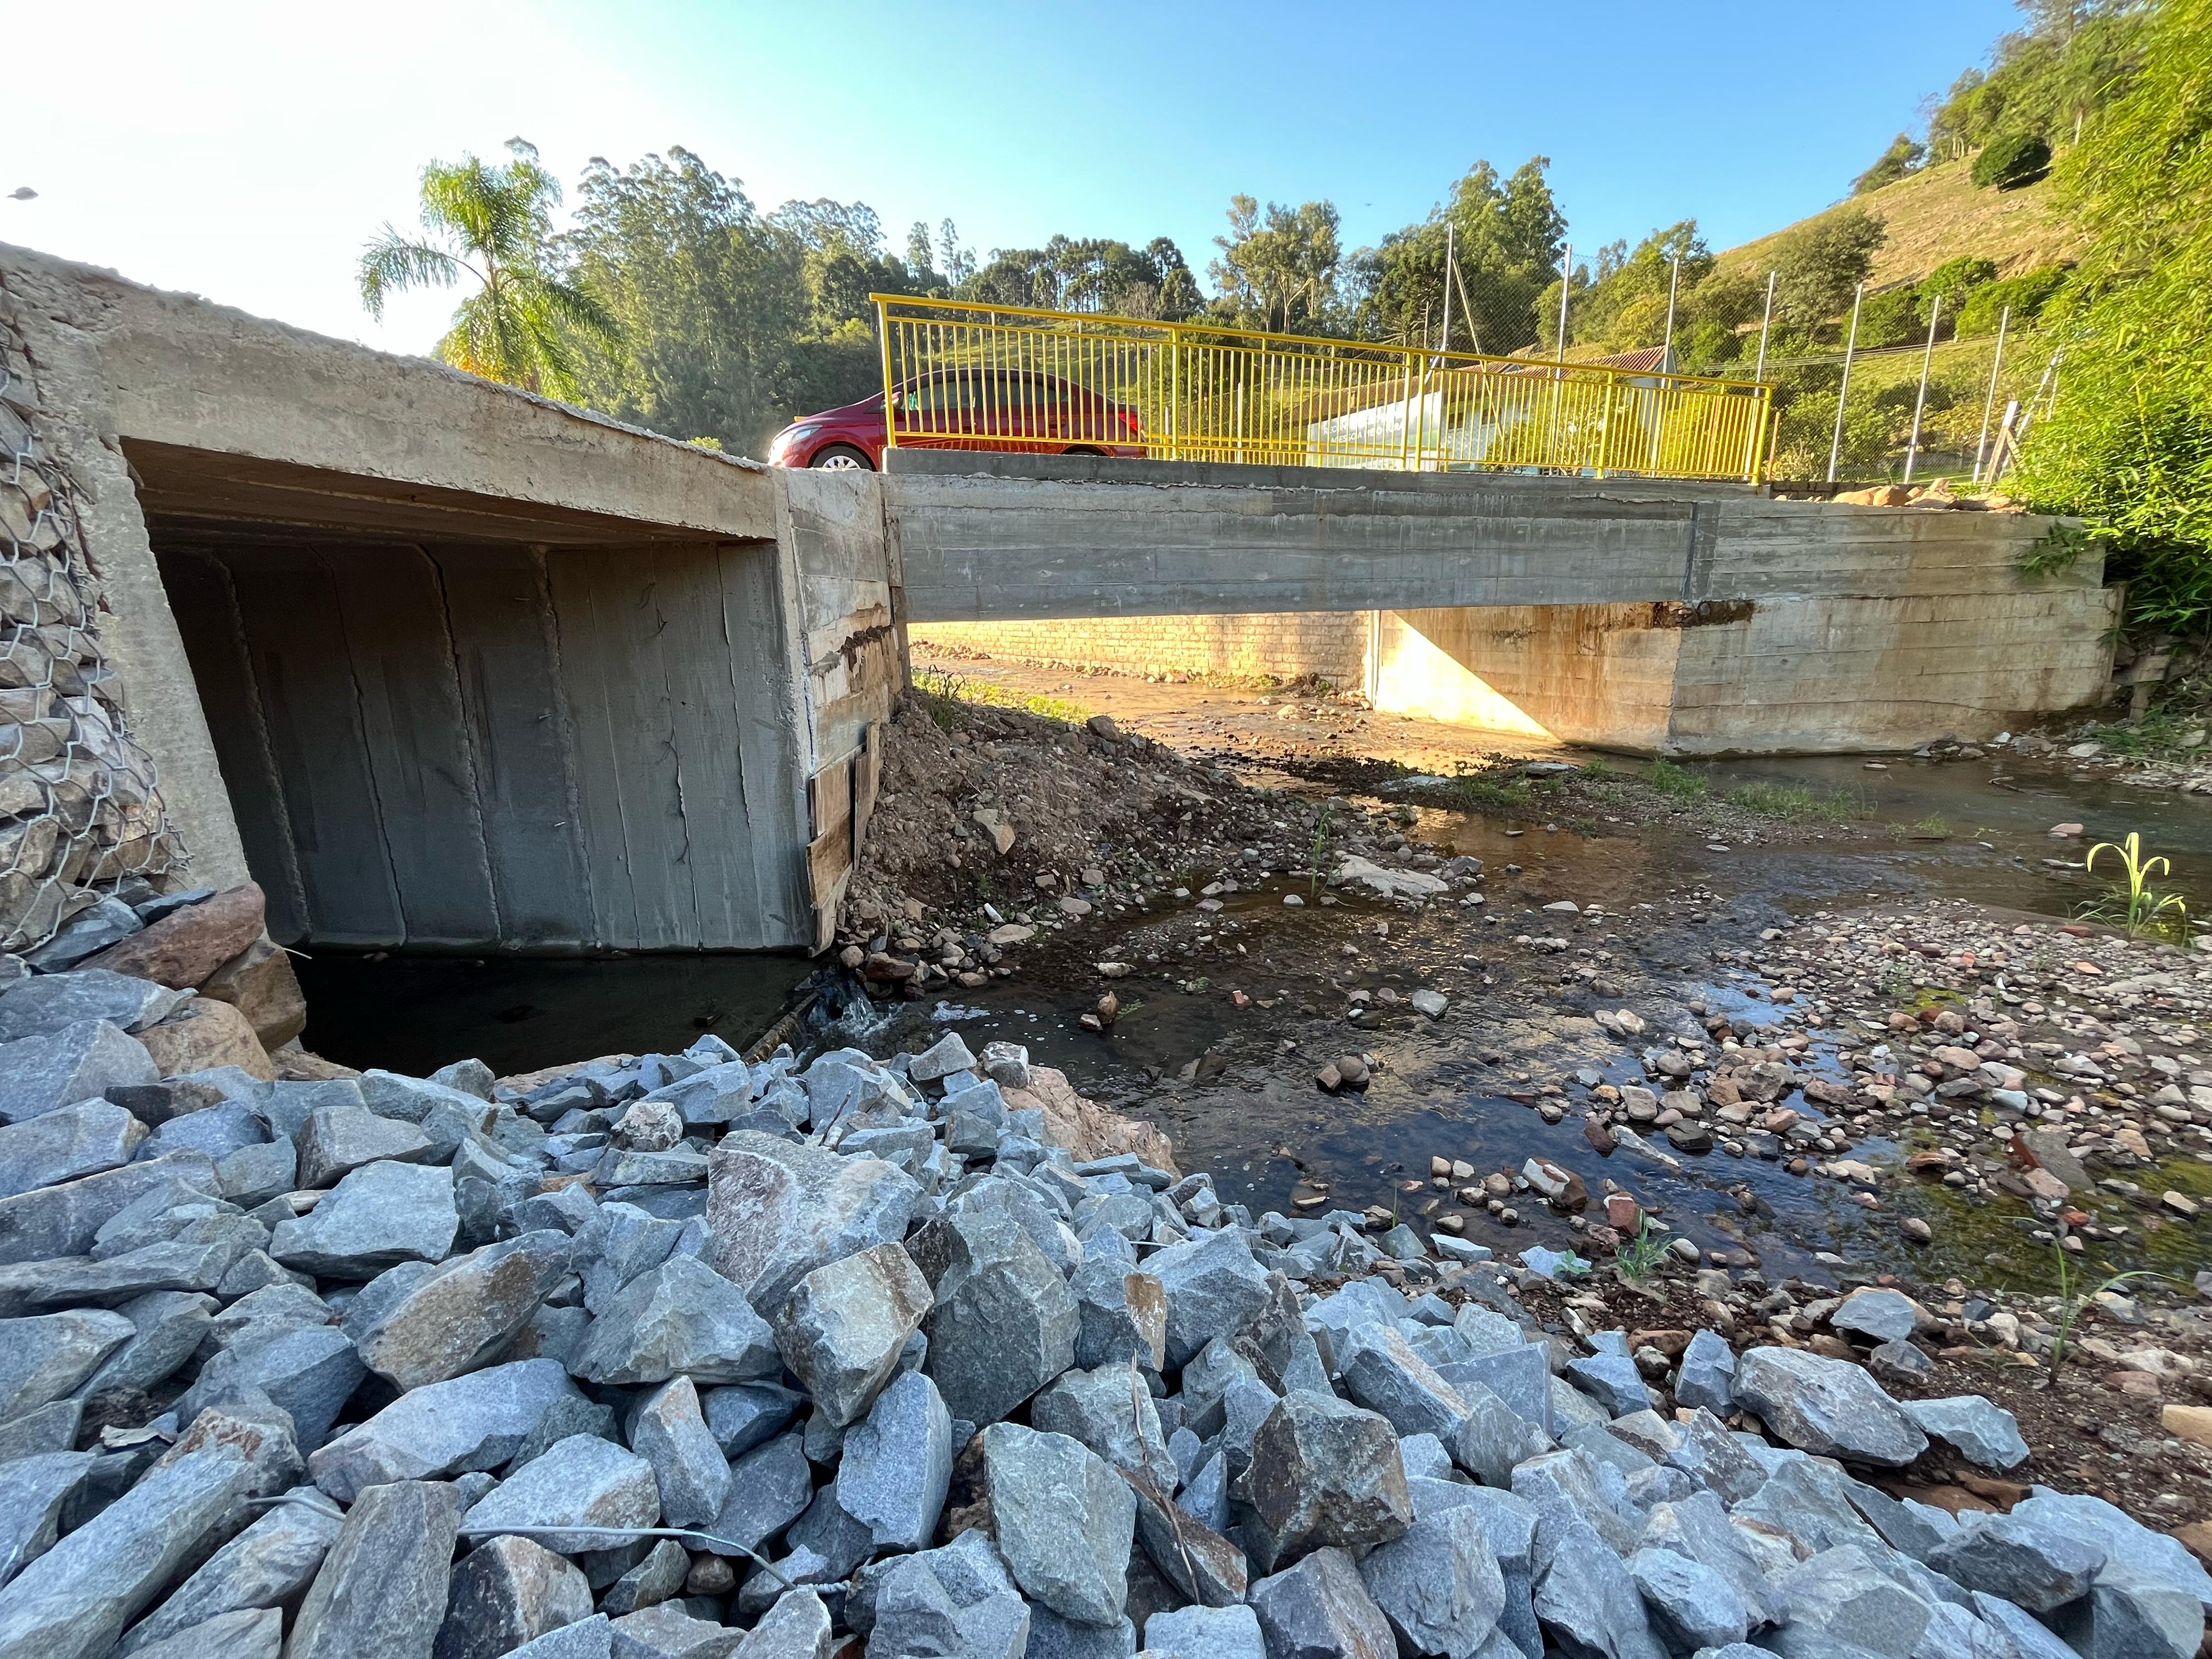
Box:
[0,280,184,952]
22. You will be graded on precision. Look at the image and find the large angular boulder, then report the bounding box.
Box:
[1032,1362,1180,1491]
[569,1254,779,1386]
[173,1323,365,1451]
[0,1101,146,1201]
[196,938,308,1050]
[432,1533,593,1659]
[1357,1505,1506,1658]
[0,970,188,1042]
[924,1196,1079,1426]
[0,1307,135,1417]
[287,1479,466,1659]
[1148,1229,1272,1369]
[1233,1389,1412,1574]
[137,999,274,1083]
[1733,1346,1928,1466]
[343,1229,572,1390]
[836,1369,952,1551]
[977,1423,1137,1628]
[1900,1396,2030,1471]
[704,1132,921,1308]
[1337,1322,1472,1440]
[627,1375,730,1530]
[295,1101,437,1190]
[269,1160,460,1280]
[1773,1543,1932,1658]
[0,1019,156,1124]
[0,1151,218,1266]
[848,1529,1029,1659]
[460,1434,660,1548]
[1531,1516,1669,1659]
[0,1450,95,1589]
[1928,1513,2106,1612]
[1249,1547,1396,1659]
[771,1241,933,1426]
[113,1487,341,1656]
[78,883,266,990]
[308,1358,580,1502]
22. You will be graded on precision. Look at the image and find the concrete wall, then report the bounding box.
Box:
[912,612,1368,687]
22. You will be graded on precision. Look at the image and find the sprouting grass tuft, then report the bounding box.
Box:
[1645,758,1712,802]
[1720,780,1864,823]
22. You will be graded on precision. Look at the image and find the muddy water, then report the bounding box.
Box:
[298,752,2212,1291]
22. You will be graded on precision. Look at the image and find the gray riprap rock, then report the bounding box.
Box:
[836,1368,951,1550]
[1532,1517,1668,1659]
[569,1254,778,1386]
[76,1289,215,1398]
[1144,1604,1266,1659]
[432,1533,594,1659]
[287,1479,465,1659]
[1637,1489,1782,1627]
[1566,1352,1650,1419]
[0,1238,245,1318]
[1234,1388,1412,1575]
[1022,1605,1133,1659]
[770,1240,932,1426]
[698,1431,812,1556]
[1121,1466,1248,1609]
[704,1131,921,1308]
[269,1160,460,1279]
[1358,1504,1506,1658]
[1927,1511,2105,1612]
[0,1150,217,1267]
[1772,1543,1931,1659]
[125,1608,281,1659]
[603,1600,739,1657]
[729,1587,833,1659]
[0,1307,134,1417]
[1070,1256,1166,1373]
[1407,1480,1542,1659]
[136,1101,264,1164]
[1249,1547,1396,1659]
[507,1393,619,1476]
[174,1323,365,1450]
[216,1139,297,1207]
[1846,1480,1961,1563]
[345,1228,572,1390]
[628,1375,730,1528]
[1898,1396,2030,1471]
[0,1397,78,1460]
[2007,1489,2212,1614]
[849,1528,1029,1659]
[599,1539,687,1617]
[114,1486,341,1655]
[0,1404,296,1659]
[1032,1362,1180,1490]
[1446,1377,1553,1487]
[1674,1329,1736,1414]
[572,1202,686,1314]
[0,1020,156,1124]
[1338,1322,1471,1440]
[1734,1454,1886,1558]
[1733,1346,1928,1466]
[1831,1288,1923,1345]
[2052,1570,2207,1659]
[359,1069,491,1125]
[0,969,187,1042]
[699,1382,803,1458]
[979,1422,1135,1627]
[1148,1229,1271,1369]
[924,1196,1079,1426]
[1511,1446,1641,1559]
[908,1032,976,1084]
[0,1450,95,1588]
[0,1101,145,1200]
[1627,1546,1749,1650]
[1663,1412,1771,1507]
[295,1100,437,1190]
[309,1357,580,1501]
[462,1434,659,1549]
[504,1615,613,1658]
[1441,1342,1551,1437]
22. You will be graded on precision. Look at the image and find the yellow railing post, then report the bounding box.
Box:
[876,299,897,459]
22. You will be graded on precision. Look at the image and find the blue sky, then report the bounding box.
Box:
[9,1,2019,355]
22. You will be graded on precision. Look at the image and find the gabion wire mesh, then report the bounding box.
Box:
[0,299,184,956]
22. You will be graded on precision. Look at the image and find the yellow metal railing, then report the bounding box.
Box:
[872,295,1774,483]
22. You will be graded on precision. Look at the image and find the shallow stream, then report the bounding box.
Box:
[297,749,2212,1294]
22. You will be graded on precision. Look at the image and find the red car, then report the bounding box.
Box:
[765,368,1145,470]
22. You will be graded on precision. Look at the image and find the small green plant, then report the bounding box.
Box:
[1644,758,1711,802]
[2079,830,2191,940]
[1971,131,2052,191]
[1720,781,1864,823]
[2046,1240,2170,1367]
[1615,1220,1667,1281]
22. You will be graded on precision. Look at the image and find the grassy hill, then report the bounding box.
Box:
[1717,157,2083,289]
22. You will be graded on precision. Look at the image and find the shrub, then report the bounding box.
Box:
[1972,133,2053,190]
[1854,286,1928,349]
[1954,263,2072,335]
[1921,256,1998,311]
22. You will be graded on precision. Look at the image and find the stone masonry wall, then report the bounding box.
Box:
[912,611,1369,688]
[0,278,184,952]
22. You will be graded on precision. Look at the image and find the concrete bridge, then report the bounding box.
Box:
[0,244,2119,957]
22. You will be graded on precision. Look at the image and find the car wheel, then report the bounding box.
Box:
[810,444,874,471]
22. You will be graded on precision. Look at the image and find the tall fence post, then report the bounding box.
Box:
[1661,253,1681,370]
[1971,306,2010,483]
[1827,281,1866,484]
[1903,295,1943,484]
[1753,270,1776,383]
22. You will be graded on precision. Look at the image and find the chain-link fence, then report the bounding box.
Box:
[0,287,185,956]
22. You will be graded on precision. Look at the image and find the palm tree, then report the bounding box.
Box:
[358,139,616,399]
